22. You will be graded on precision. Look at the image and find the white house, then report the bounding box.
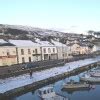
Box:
[51,40,71,59]
[68,43,90,55]
[36,39,57,60]
[9,40,41,64]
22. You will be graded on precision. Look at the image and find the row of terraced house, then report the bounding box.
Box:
[0,39,92,66]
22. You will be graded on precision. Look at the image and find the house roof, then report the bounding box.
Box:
[67,43,75,46]
[35,38,54,47]
[51,40,66,47]
[0,39,15,46]
[67,43,87,47]
[0,39,7,44]
[9,40,40,47]
[78,43,87,47]
[0,43,15,46]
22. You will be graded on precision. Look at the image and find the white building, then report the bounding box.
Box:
[51,40,71,59]
[36,39,57,60]
[68,43,91,55]
[9,40,41,64]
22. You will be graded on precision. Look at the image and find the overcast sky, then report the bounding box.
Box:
[0,0,100,34]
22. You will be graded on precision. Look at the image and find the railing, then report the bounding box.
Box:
[21,59,64,69]
[0,59,65,79]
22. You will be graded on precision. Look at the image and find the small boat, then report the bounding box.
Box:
[80,74,100,83]
[36,86,68,100]
[90,72,100,77]
[89,68,100,77]
[62,80,91,92]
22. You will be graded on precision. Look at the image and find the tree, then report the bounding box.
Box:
[88,30,94,36]
[94,32,100,38]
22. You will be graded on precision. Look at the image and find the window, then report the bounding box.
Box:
[13,51,15,54]
[29,57,31,62]
[43,48,46,53]
[53,48,55,53]
[44,90,46,94]
[65,53,67,57]
[2,52,4,54]
[48,48,51,53]
[47,90,49,93]
[7,52,10,56]
[22,57,25,63]
[39,91,42,95]
[6,49,10,56]
[68,54,70,56]
[28,49,31,54]
[21,49,24,55]
[51,89,53,92]
[44,54,48,60]
[35,49,38,54]
[33,50,35,53]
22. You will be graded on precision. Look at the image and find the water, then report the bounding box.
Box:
[12,68,100,100]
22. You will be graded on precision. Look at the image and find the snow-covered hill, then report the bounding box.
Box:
[0,24,85,45]
[0,24,82,37]
[0,24,69,37]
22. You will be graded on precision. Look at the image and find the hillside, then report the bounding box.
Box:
[0,24,83,43]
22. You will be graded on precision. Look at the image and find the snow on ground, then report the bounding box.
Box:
[0,57,100,93]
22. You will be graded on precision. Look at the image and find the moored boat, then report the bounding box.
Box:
[88,68,100,77]
[90,72,100,77]
[80,74,100,83]
[35,86,68,100]
[62,80,91,92]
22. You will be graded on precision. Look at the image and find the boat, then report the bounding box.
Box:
[90,72,100,77]
[35,86,68,100]
[62,80,91,92]
[89,68,100,77]
[80,74,100,83]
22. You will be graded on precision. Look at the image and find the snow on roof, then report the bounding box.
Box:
[35,38,54,47]
[0,39,7,44]
[9,40,40,47]
[40,41,54,46]
[51,40,66,47]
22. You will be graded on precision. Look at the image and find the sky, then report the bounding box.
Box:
[0,0,100,34]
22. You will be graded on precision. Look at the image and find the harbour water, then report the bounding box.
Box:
[10,67,100,100]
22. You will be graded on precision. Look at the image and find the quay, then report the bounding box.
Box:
[0,57,100,99]
[0,54,94,79]
[0,59,65,79]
